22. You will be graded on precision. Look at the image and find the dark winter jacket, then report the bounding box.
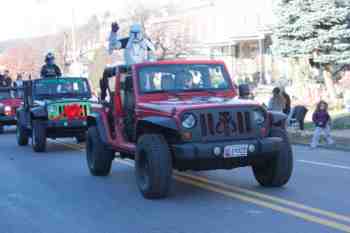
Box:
[0,75,12,87]
[292,105,308,121]
[312,110,331,128]
[0,75,5,87]
[4,77,12,87]
[40,64,62,78]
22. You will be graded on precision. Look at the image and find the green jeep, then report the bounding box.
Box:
[16,77,93,152]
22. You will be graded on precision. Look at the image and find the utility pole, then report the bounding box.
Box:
[71,8,77,63]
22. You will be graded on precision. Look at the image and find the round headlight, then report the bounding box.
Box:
[181,113,197,129]
[253,110,265,125]
[4,106,11,112]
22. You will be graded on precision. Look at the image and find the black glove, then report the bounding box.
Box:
[111,22,119,33]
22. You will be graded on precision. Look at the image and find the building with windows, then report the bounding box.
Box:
[147,0,276,84]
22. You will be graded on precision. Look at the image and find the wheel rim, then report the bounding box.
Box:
[137,149,150,190]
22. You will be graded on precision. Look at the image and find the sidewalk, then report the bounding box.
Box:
[288,128,350,151]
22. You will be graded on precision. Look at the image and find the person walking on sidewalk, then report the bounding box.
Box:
[310,100,334,148]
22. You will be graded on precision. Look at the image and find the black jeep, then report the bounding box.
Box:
[16,77,93,152]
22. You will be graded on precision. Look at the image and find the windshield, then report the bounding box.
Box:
[138,64,231,94]
[33,78,91,100]
[0,90,11,100]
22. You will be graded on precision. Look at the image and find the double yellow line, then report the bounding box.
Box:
[53,140,350,232]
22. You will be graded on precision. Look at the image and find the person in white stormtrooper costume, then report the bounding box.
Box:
[108,22,156,65]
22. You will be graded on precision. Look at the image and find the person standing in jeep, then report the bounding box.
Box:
[108,22,156,65]
[40,52,62,78]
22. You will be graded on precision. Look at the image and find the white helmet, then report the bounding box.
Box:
[129,23,143,42]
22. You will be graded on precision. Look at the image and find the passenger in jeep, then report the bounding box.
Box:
[40,52,62,78]
[181,72,195,89]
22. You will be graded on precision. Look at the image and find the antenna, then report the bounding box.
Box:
[71,8,77,63]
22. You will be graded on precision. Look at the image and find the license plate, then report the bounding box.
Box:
[223,144,248,158]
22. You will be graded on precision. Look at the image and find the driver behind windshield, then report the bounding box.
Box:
[57,82,73,93]
[179,72,194,90]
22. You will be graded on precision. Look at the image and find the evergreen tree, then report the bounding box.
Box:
[273,0,350,101]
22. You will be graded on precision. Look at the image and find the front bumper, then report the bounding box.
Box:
[47,119,87,128]
[46,120,87,137]
[0,115,16,125]
[172,137,282,170]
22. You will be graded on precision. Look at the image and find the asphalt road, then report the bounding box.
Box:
[1,127,350,233]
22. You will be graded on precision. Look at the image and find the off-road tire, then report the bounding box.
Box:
[0,124,4,134]
[86,126,114,176]
[32,120,47,152]
[16,123,29,146]
[76,134,86,143]
[252,128,293,187]
[135,134,173,199]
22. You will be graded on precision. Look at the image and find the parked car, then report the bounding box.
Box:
[86,60,293,199]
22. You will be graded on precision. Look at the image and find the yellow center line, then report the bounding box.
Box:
[175,176,350,233]
[52,140,350,232]
[174,172,350,224]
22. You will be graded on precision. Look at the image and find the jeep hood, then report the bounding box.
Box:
[0,98,22,107]
[35,98,91,106]
[138,97,260,114]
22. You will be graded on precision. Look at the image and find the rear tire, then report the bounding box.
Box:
[135,134,172,199]
[76,134,86,143]
[86,126,114,176]
[252,128,293,187]
[32,120,47,152]
[17,123,29,146]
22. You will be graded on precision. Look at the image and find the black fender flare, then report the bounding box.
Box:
[16,108,27,127]
[31,107,47,119]
[268,111,287,126]
[87,112,110,145]
[136,116,178,136]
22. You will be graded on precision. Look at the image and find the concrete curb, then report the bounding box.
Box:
[289,132,350,152]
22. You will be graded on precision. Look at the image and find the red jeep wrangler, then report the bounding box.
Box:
[0,87,22,134]
[86,60,293,199]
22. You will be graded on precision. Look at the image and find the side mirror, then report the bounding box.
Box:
[238,84,251,99]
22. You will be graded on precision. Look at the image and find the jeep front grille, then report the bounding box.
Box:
[58,104,88,117]
[199,111,252,138]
